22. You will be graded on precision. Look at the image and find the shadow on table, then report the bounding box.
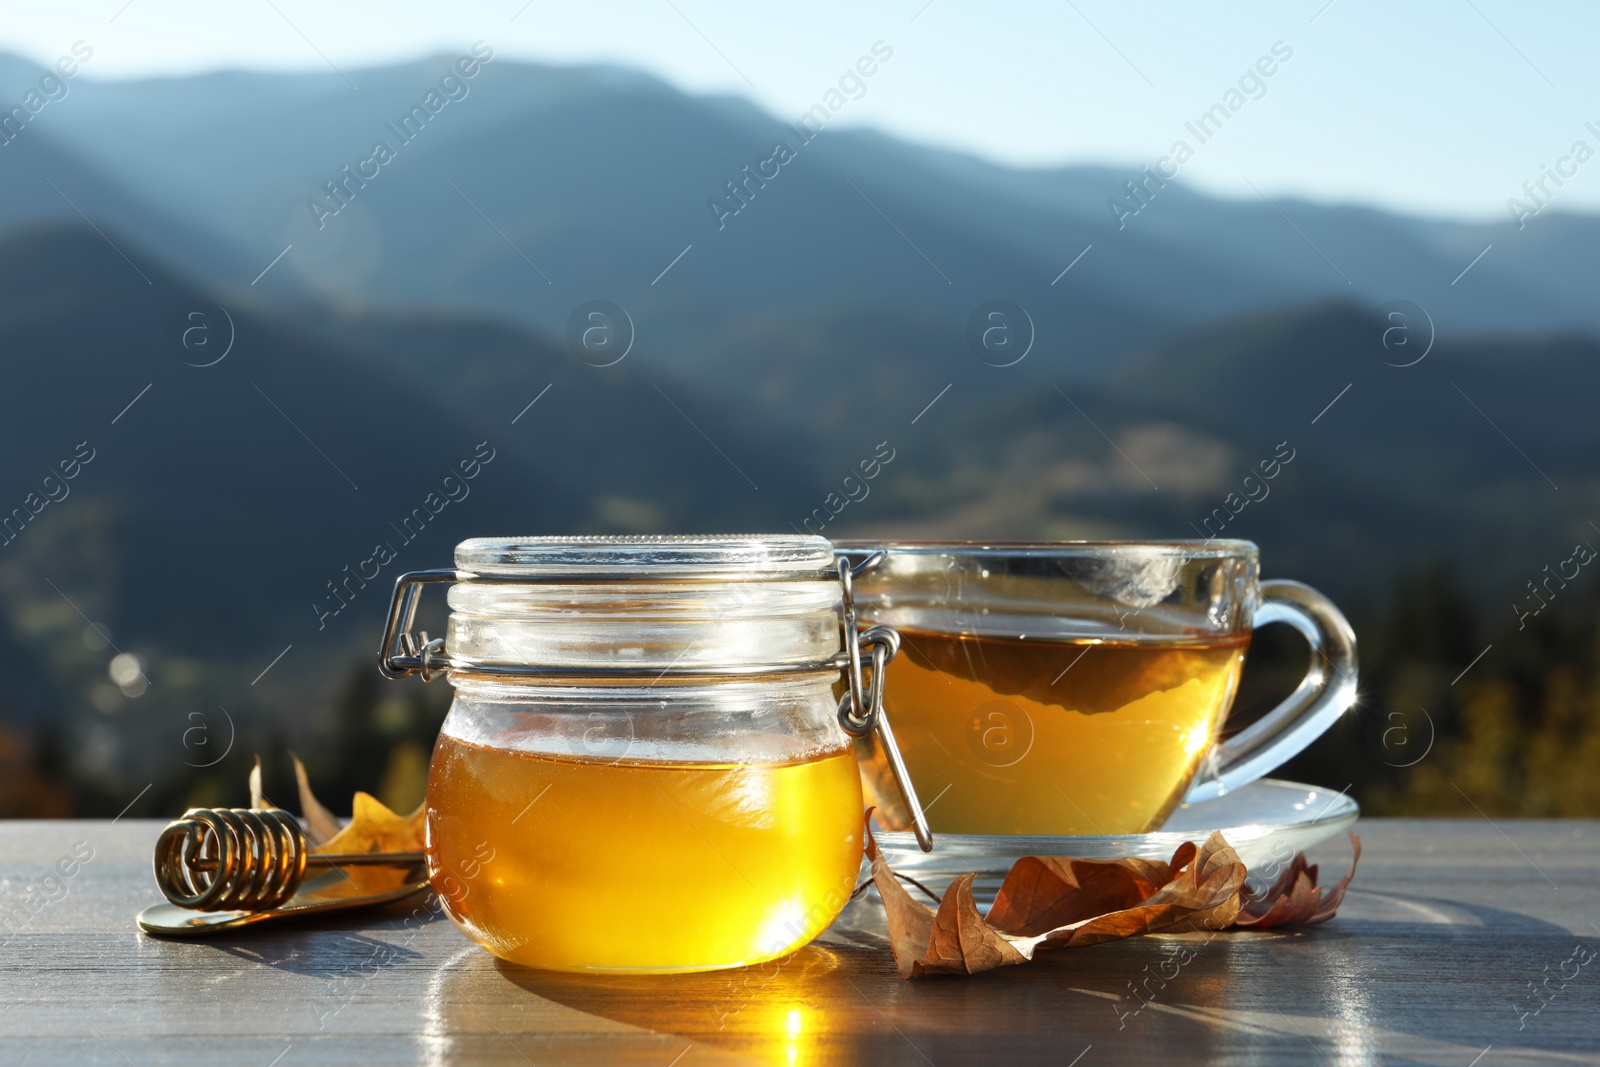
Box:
[450,892,1599,1065]
[162,895,440,979]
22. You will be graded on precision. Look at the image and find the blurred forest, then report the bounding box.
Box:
[0,661,448,821]
[1250,565,1600,819]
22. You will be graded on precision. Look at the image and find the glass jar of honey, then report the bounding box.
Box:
[376,535,928,974]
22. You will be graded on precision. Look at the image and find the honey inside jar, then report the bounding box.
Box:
[427,734,865,973]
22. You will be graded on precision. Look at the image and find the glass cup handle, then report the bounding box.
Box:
[1183,580,1358,804]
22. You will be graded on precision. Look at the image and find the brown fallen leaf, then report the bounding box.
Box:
[1234,832,1361,928]
[866,818,1247,978]
[289,751,344,847]
[248,755,273,811]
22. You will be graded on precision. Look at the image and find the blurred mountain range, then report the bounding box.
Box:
[0,52,1594,815]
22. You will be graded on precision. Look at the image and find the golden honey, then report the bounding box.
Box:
[426,735,865,973]
[860,628,1249,836]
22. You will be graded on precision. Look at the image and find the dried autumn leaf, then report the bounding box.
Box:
[1234,832,1361,928]
[985,853,1177,936]
[865,812,939,978]
[1120,835,1245,937]
[865,819,1248,978]
[313,790,427,899]
[918,873,1028,975]
[248,755,273,810]
[289,750,344,847]
[318,791,426,856]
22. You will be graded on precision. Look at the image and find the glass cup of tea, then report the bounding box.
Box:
[833,540,1356,837]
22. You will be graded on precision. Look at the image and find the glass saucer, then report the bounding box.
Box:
[873,778,1357,887]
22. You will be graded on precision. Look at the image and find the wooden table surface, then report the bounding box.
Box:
[2,819,1597,1066]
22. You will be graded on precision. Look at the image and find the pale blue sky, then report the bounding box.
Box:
[3,0,1595,220]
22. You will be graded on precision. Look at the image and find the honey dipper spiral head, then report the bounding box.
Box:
[153,807,310,912]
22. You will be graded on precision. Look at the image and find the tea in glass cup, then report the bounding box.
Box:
[836,541,1356,837]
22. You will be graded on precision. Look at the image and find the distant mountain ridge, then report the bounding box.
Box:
[0,51,1592,378]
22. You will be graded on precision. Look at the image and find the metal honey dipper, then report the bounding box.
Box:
[145,806,425,921]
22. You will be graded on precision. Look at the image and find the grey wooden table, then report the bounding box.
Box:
[2,819,1597,1065]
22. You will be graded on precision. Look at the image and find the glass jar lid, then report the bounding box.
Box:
[455,534,835,579]
[444,536,843,674]
[380,535,853,682]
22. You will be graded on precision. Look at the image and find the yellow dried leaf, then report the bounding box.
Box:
[317,791,426,856]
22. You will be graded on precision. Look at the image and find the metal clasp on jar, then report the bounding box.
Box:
[833,555,931,852]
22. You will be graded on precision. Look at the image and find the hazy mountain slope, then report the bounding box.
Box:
[294,302,828,530]
[37,54,1600,379]
[1106,303,1600,500]
[810,127,1599,340]
[268,66,1173,379]
[0,226,578,653]
[0,54,257,286]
